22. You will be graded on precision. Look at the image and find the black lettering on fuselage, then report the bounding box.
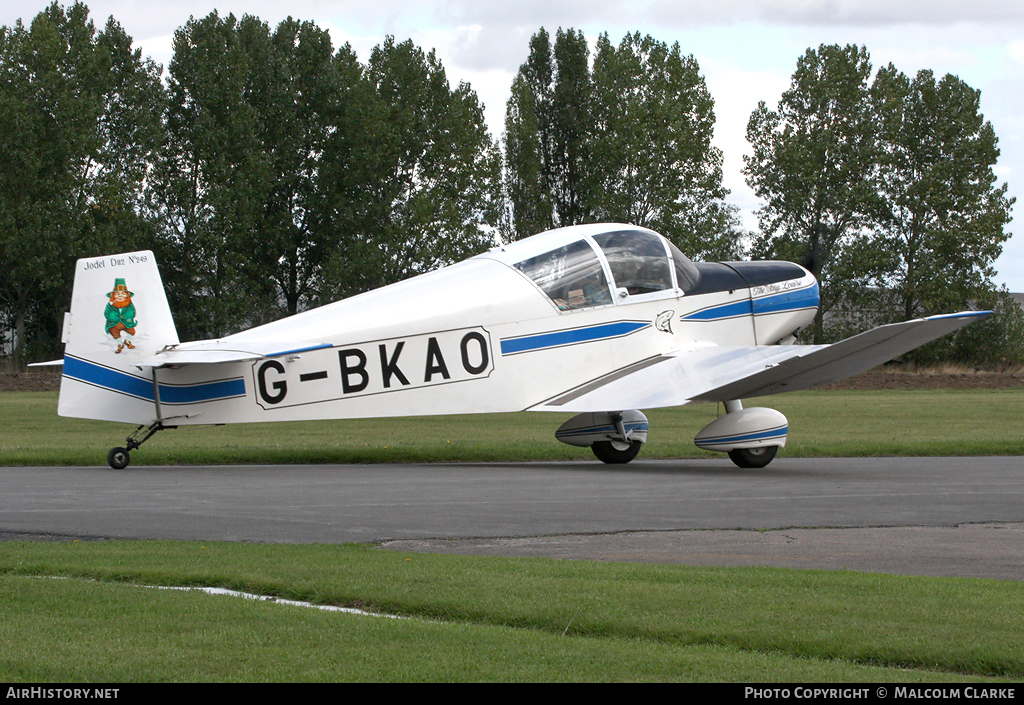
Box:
[424,337,450,382]
[460,331,489,375]
[257,360,288,404]
[338,349,369,394]
[255,328,492,409]
[379,342,410,388]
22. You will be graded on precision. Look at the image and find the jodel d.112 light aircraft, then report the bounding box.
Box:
[54,223,988,469]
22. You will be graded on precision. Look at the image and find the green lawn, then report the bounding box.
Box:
[1,388,1022,465]
[1,540,1022,682]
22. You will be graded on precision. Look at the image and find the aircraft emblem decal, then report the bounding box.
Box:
[655,310,674,334]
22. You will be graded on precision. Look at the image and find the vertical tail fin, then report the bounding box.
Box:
[59,251,179,423]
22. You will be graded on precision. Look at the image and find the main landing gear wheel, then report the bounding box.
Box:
[727,446,778,469]
[591,439,642,464]
[107,447,130,470]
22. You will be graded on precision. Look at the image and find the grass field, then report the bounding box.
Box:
[2,387,1023,465]
[1,388,1023,682]
[2,540,1023,682]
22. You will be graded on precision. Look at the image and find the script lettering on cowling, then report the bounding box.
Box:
[750,278,804,298]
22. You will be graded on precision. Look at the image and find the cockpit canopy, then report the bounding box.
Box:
[510,227,701,311]
[513,239,611,310]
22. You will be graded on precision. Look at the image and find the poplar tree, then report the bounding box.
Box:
[744,44,878,343]
[238,17,356,317]
[503,28,740,258]
[154,11,272,339]
[590,32,739,260]
[322,36,501,299]
[549,28,593,227]
[0,1,163,364]
[502,73,551,240]
[502,28,593,236]
[155,13,375,334]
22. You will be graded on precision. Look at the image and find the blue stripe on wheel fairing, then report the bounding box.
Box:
[500,320,650,355]
[555,422,649,440]
[694,425,788,448]
[63,355,246,404]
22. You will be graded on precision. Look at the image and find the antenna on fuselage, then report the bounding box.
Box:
[491,229,505,250]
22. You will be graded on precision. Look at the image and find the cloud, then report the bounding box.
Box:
[1010,41,1024,64]
[436,0,1024,30]
[671,0,1024,27]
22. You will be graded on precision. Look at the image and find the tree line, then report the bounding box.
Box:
[1,3,503,360]
[0,3,1018,368]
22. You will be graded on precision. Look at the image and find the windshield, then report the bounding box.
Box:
[591,230,673,295]
[665,240,702,293]
[513,239,612,310]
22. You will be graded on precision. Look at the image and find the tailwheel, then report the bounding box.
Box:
[107,447,131,470]
[727,446,778,469]
[105,422,170,469]
[591,439,642,464]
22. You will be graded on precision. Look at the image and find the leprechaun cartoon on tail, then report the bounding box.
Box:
[105,277,137,353]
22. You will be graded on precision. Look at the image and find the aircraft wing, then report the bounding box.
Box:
[529,311,990,412]
[140,341,332,367]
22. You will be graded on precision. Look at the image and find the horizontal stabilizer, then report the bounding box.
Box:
[141,341,332,367]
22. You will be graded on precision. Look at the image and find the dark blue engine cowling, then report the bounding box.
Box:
[688,261,809,296]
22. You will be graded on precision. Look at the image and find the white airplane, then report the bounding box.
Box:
[52,223,988,469]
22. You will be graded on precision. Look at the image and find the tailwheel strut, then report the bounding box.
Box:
[107,422,169,469]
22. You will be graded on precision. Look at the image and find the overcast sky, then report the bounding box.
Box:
[4,0,1023,291]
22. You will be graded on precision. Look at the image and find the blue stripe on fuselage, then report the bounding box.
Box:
[681,299,753,321]
[682,282,818,322]
[63,355,246,404]
[752,282,820,315]
[500,320,650,355]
